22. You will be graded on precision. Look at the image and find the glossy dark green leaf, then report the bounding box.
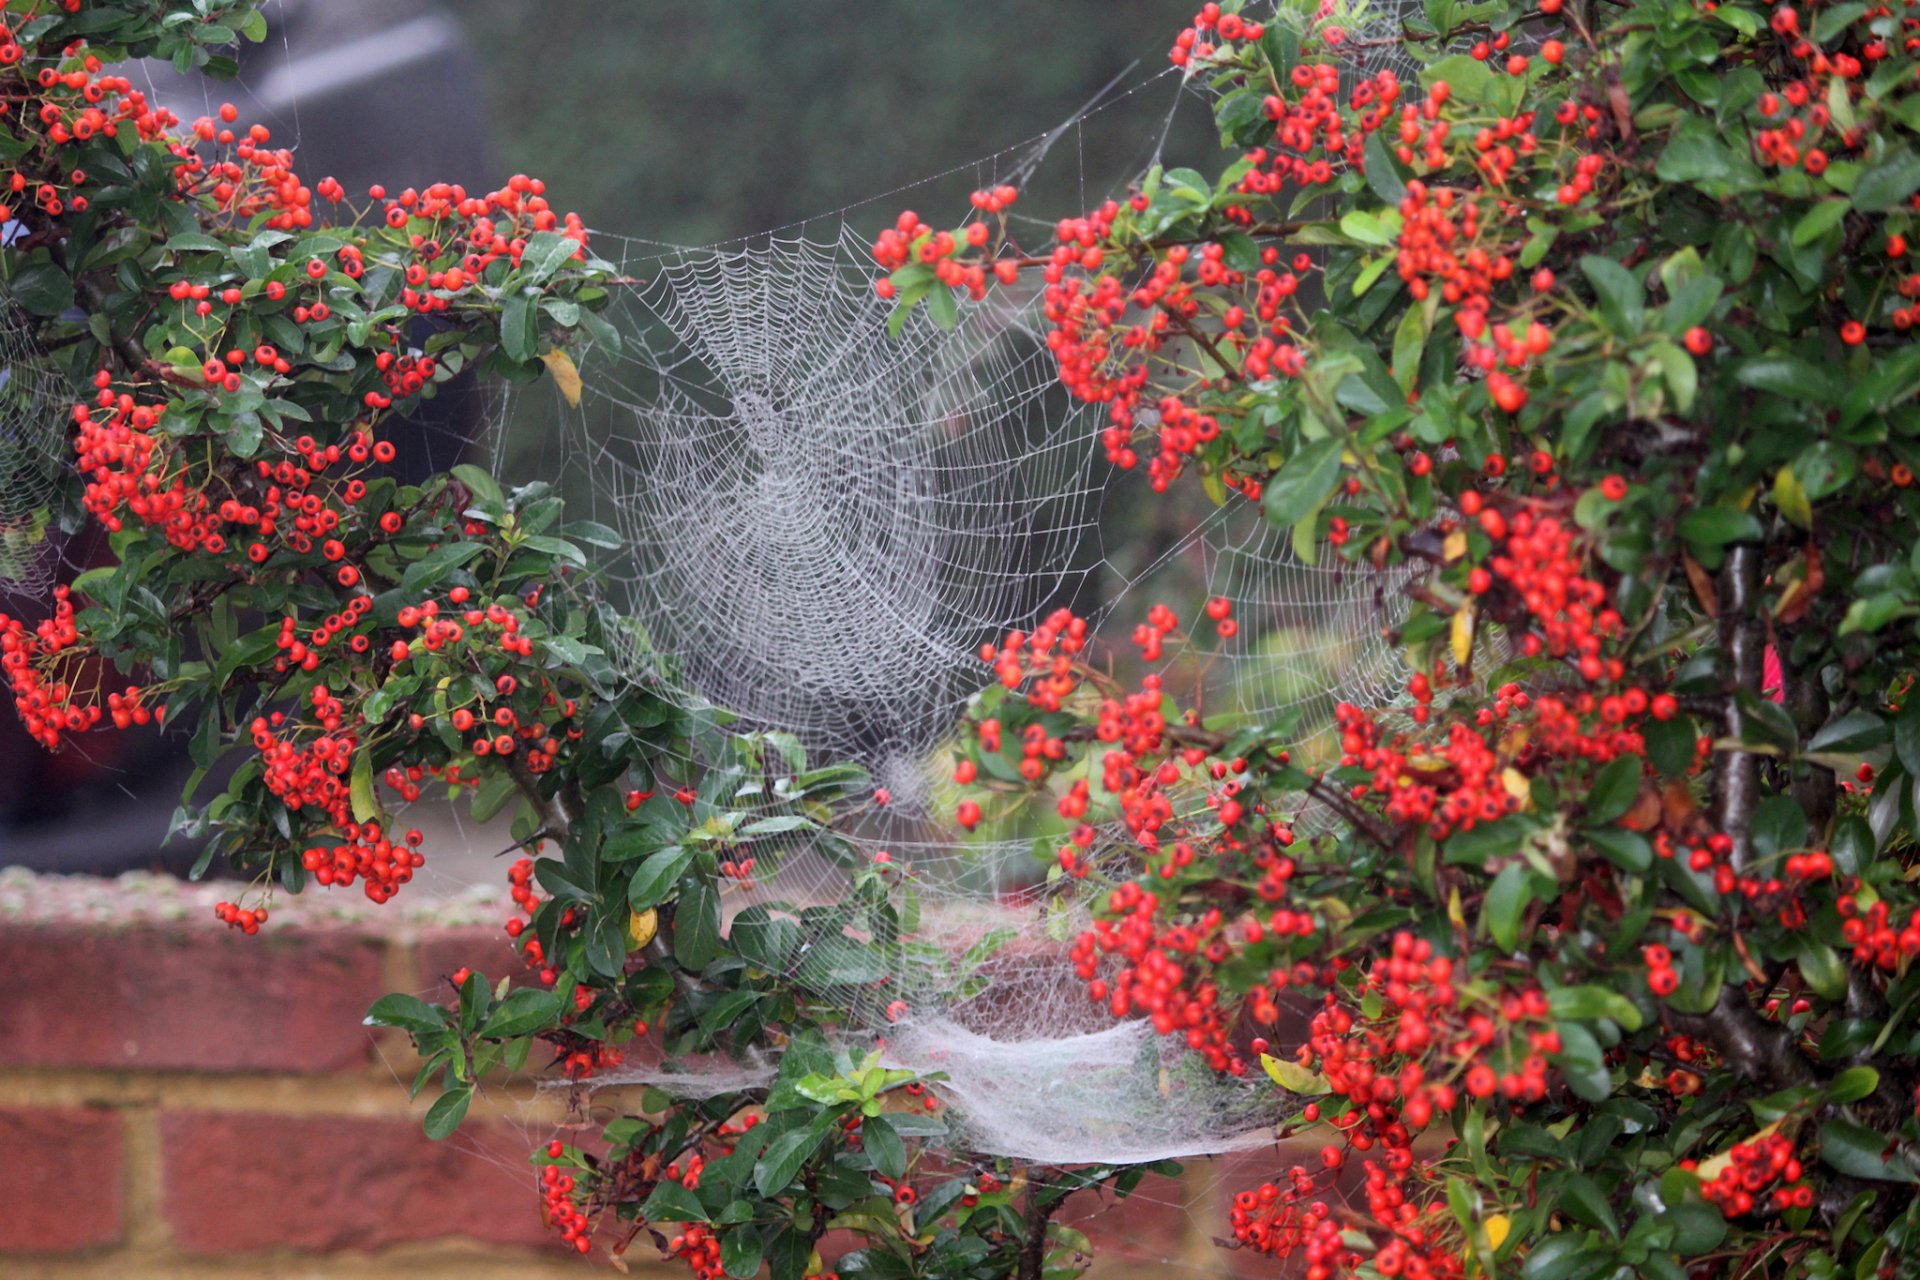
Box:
[1262,439,1343,531]
[365,992,449,1034]
[643,1180,708,1223]
[423,1085,471,1140]
[479,987,562,1038]
[8,263,74,315]
[628,844,696,911]
[1548,985,1644,1033]
[1808,710,1890,755]
[862,1113,907,1181]
[500,291,538,362]
[1821,1118,1919,1182]
[1557,1171,1619,1237]
[754,1122,827,1197]
[1583,756,1643,826]
[1853,144,1920,211]
[720,1224,764,1279]
[674,873,722,971]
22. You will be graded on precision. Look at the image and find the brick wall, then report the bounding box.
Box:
[0,871,1284,1278]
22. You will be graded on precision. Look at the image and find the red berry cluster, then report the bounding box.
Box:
[870,188,1019,302]
[539,1141,594,1255]
[1230,934,1560,1280]
[1072,885,1241,1073]
[1693,1132,1811,1217]
[0,587,151,749]
[212,901,267,934]
[1168,3,1268,69]
[1840,895,1920,972]
[7,35,168,219]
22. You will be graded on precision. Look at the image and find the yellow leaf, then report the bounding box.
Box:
[1501,768,1532,806]
[627,907,659,950]
[540,348,583,407]
[1447,886,1466,931]
[1201,469,1228,507]
[349,751,379,823]
[1485,1214,1511,1251]
[1260,1052,1331,1094]
[1774,467,1812,530]
[1443,528,1468,561]
[1451,603,1475,668]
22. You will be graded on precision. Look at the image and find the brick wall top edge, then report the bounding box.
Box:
[0,867,513,934]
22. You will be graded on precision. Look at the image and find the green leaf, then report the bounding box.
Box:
[1520,1232,1608,1280]
[520,231,580,283]
[1792,199,1850,246]
[1363,130,1408,206]
[8,263,74,316]
[720,1225,764,1279]
[1557,1171,1619,1237]
[469,771,519,824]
[643,1180,708,1222]
[1852,145,1920,211]
[500,292,538,363]
[1808,710,1890,755]
[399,540,486,594]
[754,1123,826,1197]
[1261,21,1299,80]
[451,464,505,509]
[1678,507,1764,553]
[1737,355,1841,404]
[365,993,449,1034]
[1262,439,1343,531]
[1655,117,1744,184]
[1391,302,1427,396]
[1793,441,1858,501]
[1339,209,1396,247]
[925,286,958,331]
[1660,1201,1727,1256]
[1829,1066,1882,1105]
[423,1085,471,1140]
[1841,592,1916,636]
[1484,862,1534,952]
[480,987,562,1038]
[1580,255,1644,334]
[862,1113,907,1181]
[628,844,696,911]
[674,874,722,971]
[1583,756,1643,826]
[1586,827,1652,872]
[1821,1118,1919,1182]
[1548,985,1645,1033]
[1552,1022,1613,1103]
[1795,937,1848,1000]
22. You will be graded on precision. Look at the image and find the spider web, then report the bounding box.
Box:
[486,208,1415,1165]
[0,295,67,597]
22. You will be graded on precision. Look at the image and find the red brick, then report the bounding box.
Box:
[160,1110,551,1253]
[0,1106,124,1254]
[0,923,386,1073]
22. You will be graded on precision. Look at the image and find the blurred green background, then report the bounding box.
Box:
[451,1,1211,245]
